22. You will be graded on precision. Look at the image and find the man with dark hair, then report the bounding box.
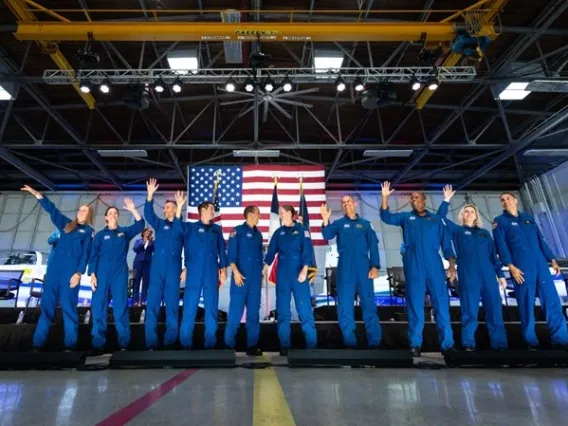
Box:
[320,195,382,349]
[178,198,228,349]
[493,192,568,349]
[380,182,456,357]
[224,205,264,355]
[143,179,185,349]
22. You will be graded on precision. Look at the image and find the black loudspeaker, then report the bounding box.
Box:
[287,349,414,368]
[0,351,86,370]
[444,350,568,368]
[109,350,237,369]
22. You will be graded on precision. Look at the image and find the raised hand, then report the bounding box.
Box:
[146,178,159,199]
[443,185,456,202]
[381,181,395,198]
[320,204,331,223]
[123,197,136,212]
[551,260,562,276]
[21,185,43,199]
[175,190,187,206]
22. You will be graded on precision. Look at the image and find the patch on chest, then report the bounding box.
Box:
[464,231,472,235]
[198,228,205,233]
[343,223,350,228]
[104,235,111,240]
[246,232,253,238]
[409,216,416,221]
[163,225,170,230]
[292,230,300,235]
[78,229,86,233]
[511,222,519,227]
[117,232,125,238]
[356,224,364,229]
[280,231,285,236]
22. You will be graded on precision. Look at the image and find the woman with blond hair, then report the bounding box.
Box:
[21,185,94,351]
[438,190,508,351]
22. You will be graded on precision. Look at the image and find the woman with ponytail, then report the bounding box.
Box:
[21,185,94,351]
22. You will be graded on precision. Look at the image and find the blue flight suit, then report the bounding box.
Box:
[132,238,154,304]
[492,210,568,346]
[144,201,185,349]
[437,202,507,350]
[88,219,145,350]
[180,221,228,349]
[33,197,93,349]
[224,223,264,349]
[380,207,455,350]
[322,215,382,348]
[265,222,317,349]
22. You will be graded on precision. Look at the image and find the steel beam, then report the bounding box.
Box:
[5,0,96,108]
[14,21,496,43]
[0,146,55,189]
[457,105,568,188]
[391,0,568,184]
[0,142,509,150]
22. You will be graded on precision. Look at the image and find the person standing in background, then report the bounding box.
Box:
[132,228,154,306]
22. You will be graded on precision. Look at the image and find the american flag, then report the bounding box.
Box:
[187,165,326,245]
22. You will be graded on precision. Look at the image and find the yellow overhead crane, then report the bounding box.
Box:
[13,21,497,43]
[5,0,96,108]
[5,0,507,109]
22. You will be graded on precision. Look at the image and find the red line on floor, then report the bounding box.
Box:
[95,369,197,426]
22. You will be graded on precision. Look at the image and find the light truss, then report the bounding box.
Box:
[43,66,476,85]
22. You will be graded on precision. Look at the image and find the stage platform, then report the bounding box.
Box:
[1,319,566,353]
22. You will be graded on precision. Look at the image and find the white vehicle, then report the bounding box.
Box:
[0,250,93,307]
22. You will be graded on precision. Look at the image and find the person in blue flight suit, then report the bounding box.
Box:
[437,190,508,351]
[380,181,456,357]
[264,204,318,355]
[21,185,94,351]
[224,205,264,356]
[492,192,568,349]
[132,227,154,306]
[320,196,382,348]
[144,179,185,350]
[177,198,228,349]
[88,199,145,352]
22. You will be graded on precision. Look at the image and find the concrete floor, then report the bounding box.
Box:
[0,354,567,426]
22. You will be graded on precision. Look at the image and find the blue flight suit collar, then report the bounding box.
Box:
[343,214,361,222]
[411,209,434,218]
[502,210,522,219]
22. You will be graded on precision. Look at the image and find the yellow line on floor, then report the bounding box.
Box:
[253,355,296,426]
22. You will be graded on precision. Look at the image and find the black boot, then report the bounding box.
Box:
[246,346,263,356]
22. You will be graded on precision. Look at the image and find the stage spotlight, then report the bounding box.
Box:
[153,80,165,93]
[335,76,346,92]
[225,79,236,92]
[244,79,255,92]
[354,78,365,92]
[411,80,421,91]
[99,81,110,94]
[79,81,92,94]
[428,79,439,91]
[282,77,293,92]
[264,77,275,92]
[172,79,183,93]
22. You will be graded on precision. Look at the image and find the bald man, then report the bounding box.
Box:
[380,182,456,357]
[321,195,382,348]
